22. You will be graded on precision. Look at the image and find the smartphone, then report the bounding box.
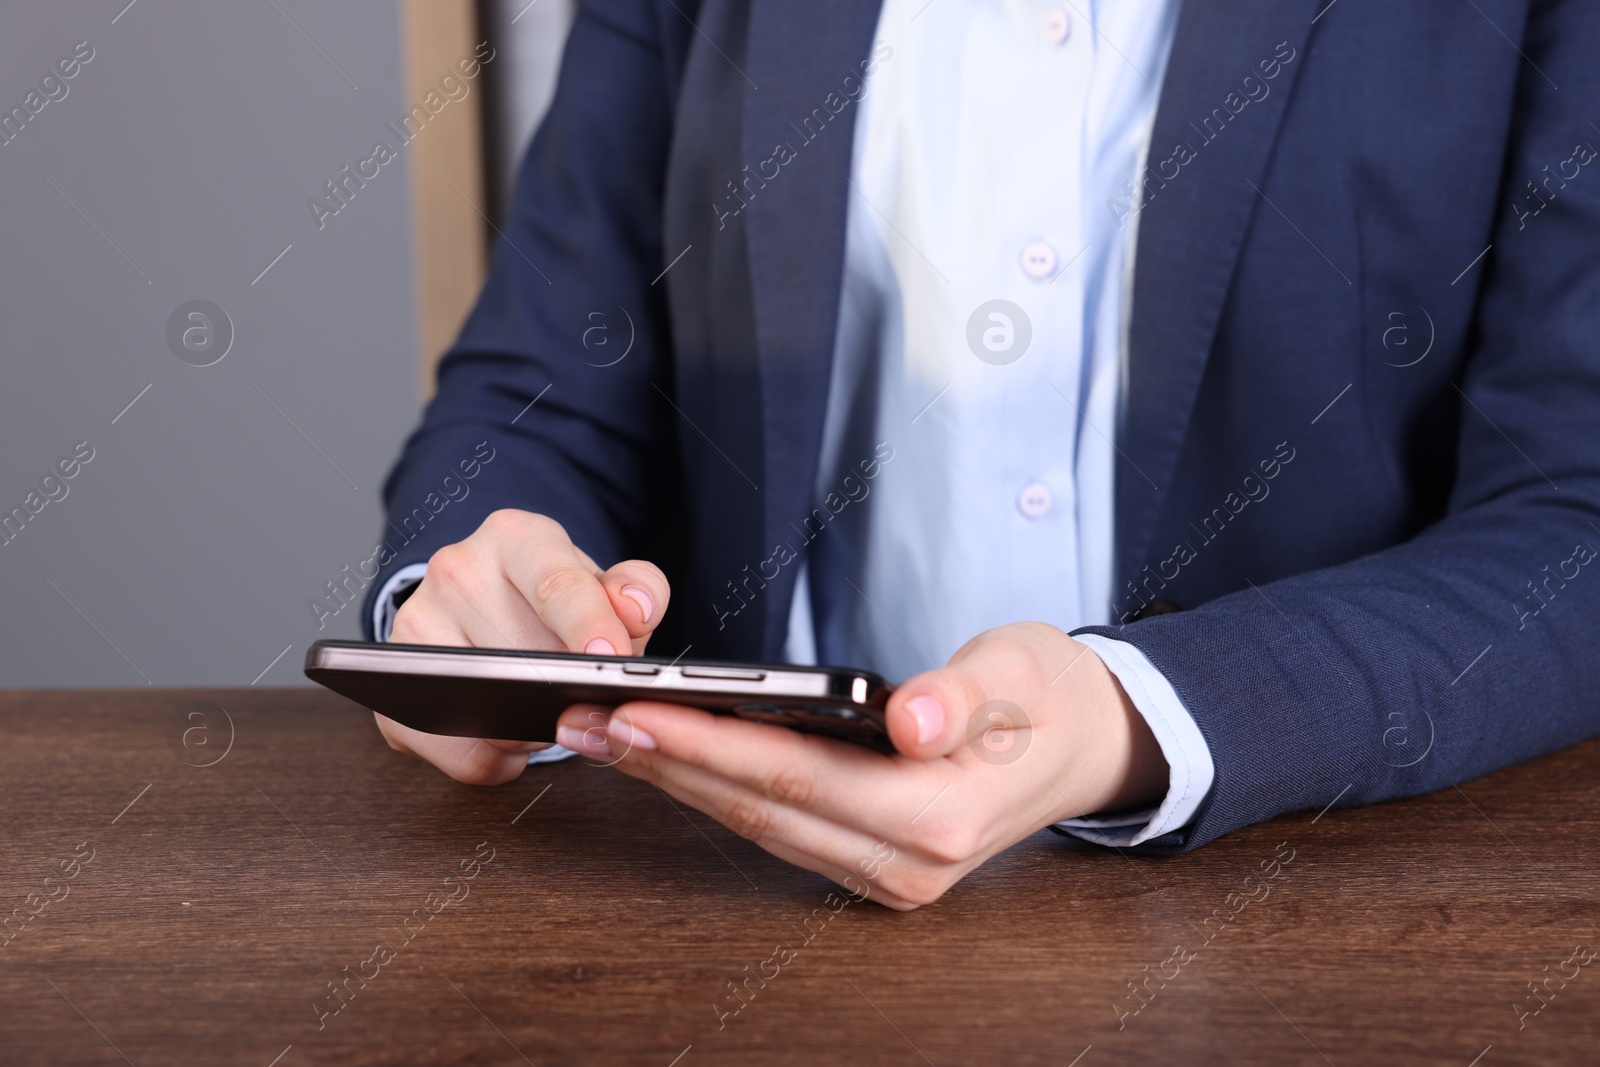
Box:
[304,639,895,750]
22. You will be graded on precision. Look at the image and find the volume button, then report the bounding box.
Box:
[681,666,766,681]
[621,663,661,676]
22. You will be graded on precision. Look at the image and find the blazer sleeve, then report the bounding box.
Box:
[1075,0,1600,850]
[361,1,692,638]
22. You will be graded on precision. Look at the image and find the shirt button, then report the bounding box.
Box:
[1044,9,1071,45]
[1019,241,1058,280]
[1018,482,1053,519]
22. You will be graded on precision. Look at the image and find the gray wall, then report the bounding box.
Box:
[0,1,425,686]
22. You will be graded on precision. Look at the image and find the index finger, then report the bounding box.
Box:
[499,534,635,657]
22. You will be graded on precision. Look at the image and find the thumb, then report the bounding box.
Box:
[885,627,1053,761]
[883,659,994,760]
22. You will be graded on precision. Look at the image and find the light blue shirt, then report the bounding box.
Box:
[378,0,1215,847]
[781,0,1214,846]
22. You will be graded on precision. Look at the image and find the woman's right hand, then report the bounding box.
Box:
[377,509,670,784]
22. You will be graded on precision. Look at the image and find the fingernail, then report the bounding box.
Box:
[906,695,945,747]
[585,638,617,656]
[608,715,658,752]
[621,584,655,624]
[556,722,612,757]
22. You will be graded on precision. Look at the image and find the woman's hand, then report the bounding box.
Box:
[554,622,1168,909]
[378,509,670,784]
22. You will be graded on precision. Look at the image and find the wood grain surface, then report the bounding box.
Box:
[0,688,1596,1066]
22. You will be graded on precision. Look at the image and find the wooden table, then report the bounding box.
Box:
[1,688,1596,1066]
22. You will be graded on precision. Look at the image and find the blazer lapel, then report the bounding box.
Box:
[1118,0,1319,583]
[741,0,884,656]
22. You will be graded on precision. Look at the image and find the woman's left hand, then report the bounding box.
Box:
[554,622,1169,909]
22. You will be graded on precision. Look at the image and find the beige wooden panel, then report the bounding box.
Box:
[400,0,489,397]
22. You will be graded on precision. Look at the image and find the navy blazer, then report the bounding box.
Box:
[366,0,1600,851]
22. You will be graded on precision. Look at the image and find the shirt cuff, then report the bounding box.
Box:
[371,561,578,766]
[1054,634,1215,848]
[372,562,429,643]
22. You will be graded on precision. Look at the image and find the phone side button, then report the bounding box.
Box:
[621,663,661,676]
[681,666,766,681]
